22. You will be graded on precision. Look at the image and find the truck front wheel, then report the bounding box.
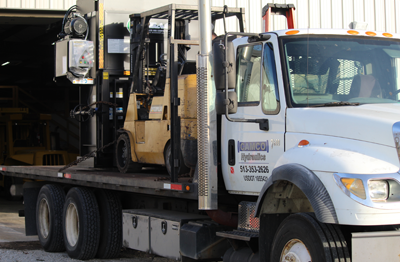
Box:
[63,187,100,260]
[36,184,65,252]
[270,213,350,262]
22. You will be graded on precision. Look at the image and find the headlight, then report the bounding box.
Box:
[340,178,366,199]
[368,180,389,201]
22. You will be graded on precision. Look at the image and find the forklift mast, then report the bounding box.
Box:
[128,4,245,184]
[262,3,296,32]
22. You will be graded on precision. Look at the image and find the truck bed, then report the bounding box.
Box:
[0,165,197,199]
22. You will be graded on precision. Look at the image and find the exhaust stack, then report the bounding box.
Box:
[197,0,218,210]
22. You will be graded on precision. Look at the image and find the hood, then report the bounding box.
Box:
[286,103,400,147]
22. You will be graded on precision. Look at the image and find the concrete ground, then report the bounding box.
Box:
[0,198,38,243]
[0,198,174,262]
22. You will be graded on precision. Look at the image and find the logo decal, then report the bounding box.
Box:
[238,141,269,152]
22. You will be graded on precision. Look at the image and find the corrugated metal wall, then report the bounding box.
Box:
[0,0,75,9]
[1,0,399,34]
[211,0,400,35]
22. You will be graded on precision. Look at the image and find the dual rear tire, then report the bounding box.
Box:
[63,187,100,260]
[36,185,122,260]
[36,184,65,252]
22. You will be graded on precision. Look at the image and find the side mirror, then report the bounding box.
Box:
[216,91,238,115]
[213,38,236,91]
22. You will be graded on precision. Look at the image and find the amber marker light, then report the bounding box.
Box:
[186,185,190,191]
[365,31,376,36]
[347,30,359,35]
[383,32,393,38]
[340,178,366,199]
[285,30,300,35]
[298,140,310,147]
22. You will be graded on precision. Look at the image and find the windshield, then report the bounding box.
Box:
[282,36,400,107]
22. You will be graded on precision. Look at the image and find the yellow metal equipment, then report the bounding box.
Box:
[117,75,197,175]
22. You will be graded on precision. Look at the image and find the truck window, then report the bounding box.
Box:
[282,36,400,106]
[262,42,279,114]
[286,54,331,102]
[236,44,262,105]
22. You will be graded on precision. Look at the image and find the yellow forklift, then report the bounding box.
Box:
[115,5,245,180]
[0,107,77,199]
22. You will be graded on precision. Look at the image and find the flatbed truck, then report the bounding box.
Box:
[2,1,400,262]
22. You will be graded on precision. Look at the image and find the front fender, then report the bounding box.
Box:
[255,163,338,224]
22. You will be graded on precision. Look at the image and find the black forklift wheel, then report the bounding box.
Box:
[116,134,142,173]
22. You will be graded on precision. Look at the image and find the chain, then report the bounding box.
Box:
[58,140,117,172]
[83,101,119,110]
[62,101,120,171]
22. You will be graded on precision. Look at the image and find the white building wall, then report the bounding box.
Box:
[0,0,398,34]
[211,0,400,35]
[1,0,75,9]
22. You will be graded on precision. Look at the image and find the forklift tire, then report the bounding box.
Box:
[269,213,350,262]
[164,142,190,176]
[63,187,100,260]
[36,184,66,252]
[95,189,122,259]
[116,134,142,173]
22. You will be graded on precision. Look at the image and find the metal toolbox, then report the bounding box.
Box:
[122,209,208,260]
[122,212,149,252]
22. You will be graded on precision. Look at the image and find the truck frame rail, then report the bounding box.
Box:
[0,165,197,199]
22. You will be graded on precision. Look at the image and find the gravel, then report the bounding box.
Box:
[0,241,176,262]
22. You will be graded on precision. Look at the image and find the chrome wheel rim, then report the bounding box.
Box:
[65,202,79,247]
[280,239,311,262]
[38,198,50,239]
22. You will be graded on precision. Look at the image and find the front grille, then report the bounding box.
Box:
[43,154,64,165]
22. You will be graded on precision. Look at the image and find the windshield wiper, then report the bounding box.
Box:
[310,101,360,107]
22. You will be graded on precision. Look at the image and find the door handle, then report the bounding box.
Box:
[256,119,269,131]
[228,139,235,166]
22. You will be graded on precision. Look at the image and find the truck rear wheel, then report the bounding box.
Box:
[95,189,122,259]
[116,134,142,173]
[270,213,350,262]
[36,184,65,252]
[63,187,100,260]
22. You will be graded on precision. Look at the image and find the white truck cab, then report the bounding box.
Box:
[217,28,400,261]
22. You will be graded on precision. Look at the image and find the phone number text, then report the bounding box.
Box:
[240,165,269,174]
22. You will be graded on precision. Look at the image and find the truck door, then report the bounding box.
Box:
[221,35,285,195]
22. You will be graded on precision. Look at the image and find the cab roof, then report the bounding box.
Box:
[267,28,400,40]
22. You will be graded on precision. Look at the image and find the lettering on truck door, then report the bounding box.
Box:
[221,36,285,195]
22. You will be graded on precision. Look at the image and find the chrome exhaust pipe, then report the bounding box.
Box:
[197,0,217,210]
